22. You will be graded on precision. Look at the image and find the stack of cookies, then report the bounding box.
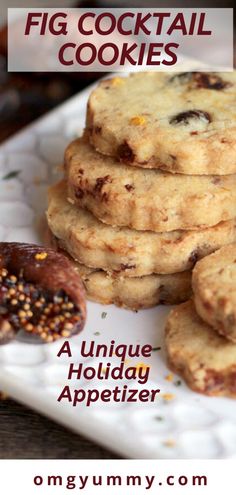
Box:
[166,244,236,398]
[47,71,236,310]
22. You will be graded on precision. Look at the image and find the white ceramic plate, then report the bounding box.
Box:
[0,80,236,460]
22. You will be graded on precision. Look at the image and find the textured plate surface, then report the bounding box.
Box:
[0,80,236,459]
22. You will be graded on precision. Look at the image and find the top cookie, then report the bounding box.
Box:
[87,71,236,175]
[192,244,236,342]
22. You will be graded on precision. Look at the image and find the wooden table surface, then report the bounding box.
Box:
[0,399,119,459]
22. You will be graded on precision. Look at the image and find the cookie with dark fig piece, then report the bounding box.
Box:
[87,71,236,175]
[0,242,86,344]
[192,244,236,342]
[165,300,236,398]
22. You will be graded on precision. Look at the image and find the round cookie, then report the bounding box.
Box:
[47,181,236,277]
[87,71,236,175]
[65,137,236,233]
[64,258,192,310]
[192,244,236,342]
[165,300,236,397]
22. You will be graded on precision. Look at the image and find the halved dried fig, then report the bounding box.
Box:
[0,242,86,344]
